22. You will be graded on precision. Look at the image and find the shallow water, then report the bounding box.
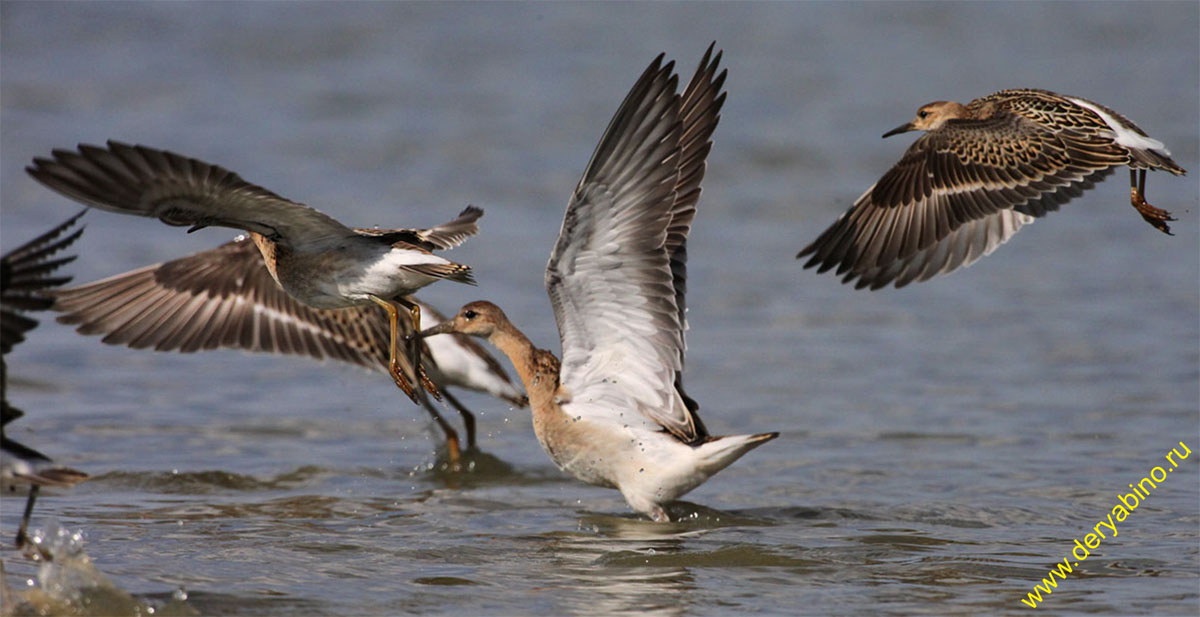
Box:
[1,2,1197,616]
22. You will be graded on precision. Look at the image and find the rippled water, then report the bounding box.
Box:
[1,2,1197,616]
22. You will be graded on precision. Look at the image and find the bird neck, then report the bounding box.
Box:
[485,320,561,408]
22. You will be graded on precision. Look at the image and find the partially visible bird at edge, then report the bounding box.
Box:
[2,211,90,553]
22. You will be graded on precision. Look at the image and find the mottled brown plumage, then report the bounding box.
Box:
[798,89,1186,289]
[50,236,526,458]
[27,140,481,396]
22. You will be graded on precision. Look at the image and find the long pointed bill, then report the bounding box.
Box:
[419,321,456,338]
[881,122,915,138]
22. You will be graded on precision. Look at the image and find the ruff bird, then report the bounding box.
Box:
[798,88,1186,289]
[27,141,481,398]
[49,236,526,462]
[423,45,778,522]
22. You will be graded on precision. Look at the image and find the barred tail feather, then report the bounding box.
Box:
[405,263,476,286]
[1129,147,1186,175]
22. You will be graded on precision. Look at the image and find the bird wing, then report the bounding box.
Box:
[798,111,1123,289]
[661,44,727,440]
[50,237,409,373]
[546,50,722,443]
[355,205,484,251]
[1,210,86,354]
[27,140,355,248]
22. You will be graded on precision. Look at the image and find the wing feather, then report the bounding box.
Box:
[28,140,354,248]
[545,48,726,443]
[799,112,1128,288]
[2,210,86,354]
[51,238,395,372]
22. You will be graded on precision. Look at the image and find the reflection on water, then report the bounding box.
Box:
[544,523,697,617]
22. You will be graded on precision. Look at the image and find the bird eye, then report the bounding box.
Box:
[463,309,477,320]
[918,110,929,119]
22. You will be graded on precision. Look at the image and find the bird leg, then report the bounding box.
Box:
[368,295,420,402]
[441,389,477,451]
[1130,169,1175,235]
[418,397,462,465]
[395,299,442,401]
[16,486,39,549]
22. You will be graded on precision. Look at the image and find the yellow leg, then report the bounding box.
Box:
[370,296,456,461]
[368,295,419,403]
[420,397,462,465]
[395,299,443,402]
[1130,169,1175,235]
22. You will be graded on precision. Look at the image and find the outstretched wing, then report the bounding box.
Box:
[51,236,399,371]
[2,210,86,433]
[27,140,355,248]
[797,112,1123,289]
[355,205,483,251]
[666,45,727,438]
[546,48,725,444]
[2,210,86,355]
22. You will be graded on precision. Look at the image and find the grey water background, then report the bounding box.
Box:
[1,2,1197,615]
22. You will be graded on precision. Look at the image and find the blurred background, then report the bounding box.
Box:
[1,2,1196,616]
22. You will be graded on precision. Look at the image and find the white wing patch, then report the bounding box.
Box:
[1066,97,1169,154]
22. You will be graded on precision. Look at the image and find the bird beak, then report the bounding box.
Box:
[419,321,455,338]
[882,122,915,138]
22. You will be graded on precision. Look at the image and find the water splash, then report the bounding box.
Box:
[1,522,197,617]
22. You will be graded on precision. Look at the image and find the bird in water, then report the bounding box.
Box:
[2,211,90,550]
[26,141,481,399]
[422,45,778,522]
[797,88,1186,289]
[48,236,526,463]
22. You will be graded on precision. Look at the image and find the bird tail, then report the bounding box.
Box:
[692,431,778,476]
[405,263,476,286]
[1129,147,1186,176]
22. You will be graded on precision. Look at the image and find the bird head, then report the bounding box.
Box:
[883,101,970,137]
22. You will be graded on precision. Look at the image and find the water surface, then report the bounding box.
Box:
[1,2,1197,615]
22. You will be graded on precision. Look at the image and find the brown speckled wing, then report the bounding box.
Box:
[798,111,1123,289]
[51,237,402,372]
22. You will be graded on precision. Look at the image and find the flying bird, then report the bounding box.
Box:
[797,89,1186,289]
[27,141,481,398]
[49,236,526,462]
